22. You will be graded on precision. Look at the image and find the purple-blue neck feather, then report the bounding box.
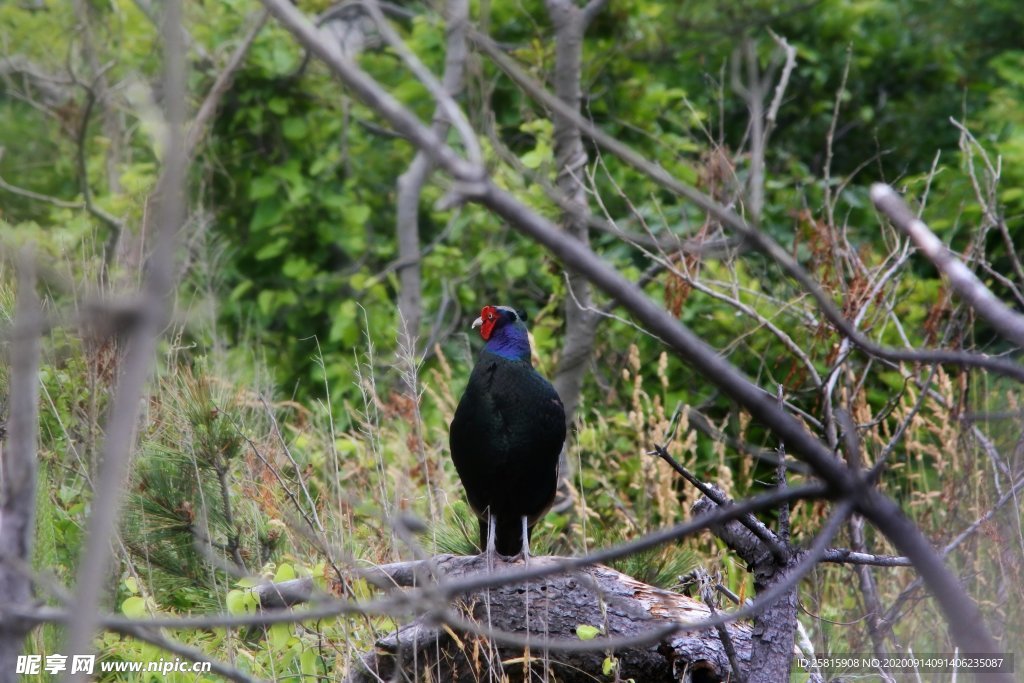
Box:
[484,321,532,362]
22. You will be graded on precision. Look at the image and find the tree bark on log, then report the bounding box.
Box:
[343,554,752,682]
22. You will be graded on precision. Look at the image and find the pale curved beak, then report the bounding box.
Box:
[471,316,483,329]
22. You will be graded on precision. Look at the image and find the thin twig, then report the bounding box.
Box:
[700,575,746,683]
[822,47,851,233]
[259,395,326,533]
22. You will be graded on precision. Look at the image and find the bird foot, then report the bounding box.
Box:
[479,547,500,570]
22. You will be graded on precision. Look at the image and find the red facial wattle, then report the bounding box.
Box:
[476,305,499,340]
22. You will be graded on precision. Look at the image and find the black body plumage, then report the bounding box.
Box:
[449,306,566,556]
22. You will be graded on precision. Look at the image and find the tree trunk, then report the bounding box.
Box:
[693,493,800,682]
[395,0,469,361]
[546,0,604,498]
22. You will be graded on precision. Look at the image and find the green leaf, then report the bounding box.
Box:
[250,198,285,232]
[300,648,321,677]
[254,237,288,261]
[349,578,372,600]
[226,589,258,615]
[520,143,550,169]
[602,656,617,676]
[507,256,528,279]
[226,590,246,614]
[229,280,254,302]
[274,563,297,582]
[121,596,148,618]
[269,623,292,650]
[270,43,299,73]
[520,119,552,136]
[282,256,314,279]
[257,290,276,316]
[267,97,289,115]
[342,203,371,228]
[575,624,601,640]
[249,175,279,200]
[392,79,429,104]
[283,116,309,141]
[328,300,359,345]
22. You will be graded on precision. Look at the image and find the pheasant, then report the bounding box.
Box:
[449,305,566,558]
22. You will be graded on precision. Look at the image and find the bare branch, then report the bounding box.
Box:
[61,0,188,676]
[822,47,851,232]
[689,494,853,681]
[0,55,73,107]
[651,445,788,562]
[738,37,767,222]
[581,0,609,25]
[0,252,42,682]
[110,624,259,683]
[764,30,797,138]
[871,183,1024,348]
[647,250,823,386]
[486,124,732,255]
[699,571,747,683]
[0,91,123,244]
[0,173,87,209]
[185,10,270,159]
[820,549,911,567]
[839,404,894,663]
[73,83,127,269]
[363,0,480,166]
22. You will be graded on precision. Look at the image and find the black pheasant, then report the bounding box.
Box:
[449,305,566,557]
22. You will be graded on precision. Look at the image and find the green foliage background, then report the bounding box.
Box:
[1,0,1023,679]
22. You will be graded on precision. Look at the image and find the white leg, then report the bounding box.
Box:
[521,515,530,565]
[486,513,496,569]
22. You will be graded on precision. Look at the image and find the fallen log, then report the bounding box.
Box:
[342,554,752,683]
